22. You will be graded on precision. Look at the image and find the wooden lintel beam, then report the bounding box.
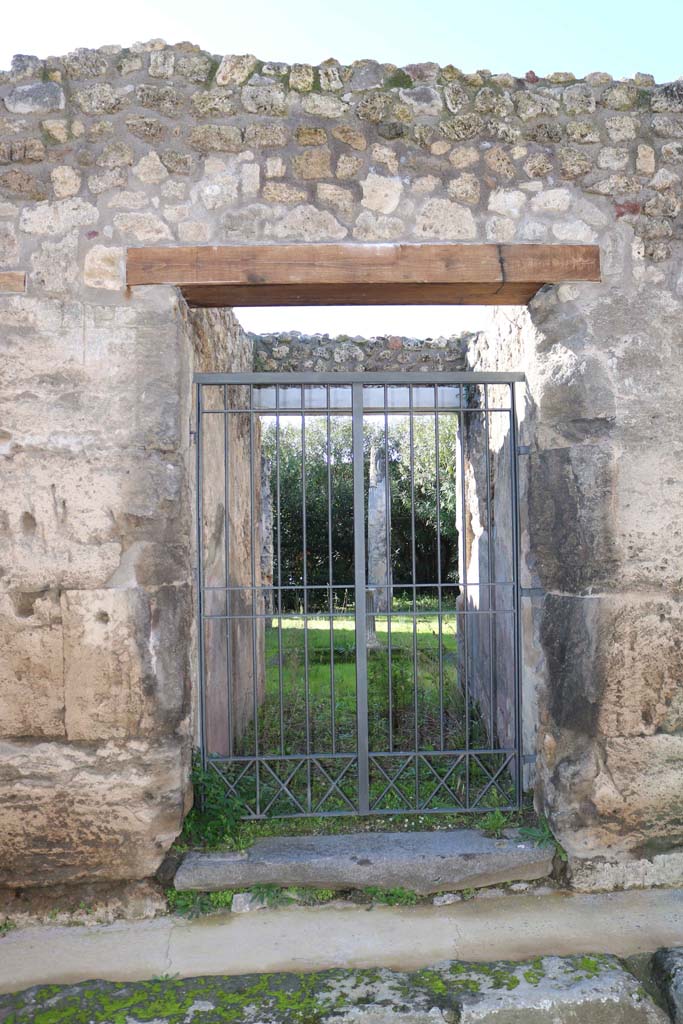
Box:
[127,244,601,301]
[180,281,540,308]
[0,271,26,294]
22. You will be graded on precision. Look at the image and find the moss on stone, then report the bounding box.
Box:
[384,69,414,90]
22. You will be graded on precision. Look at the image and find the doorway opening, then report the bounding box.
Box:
[195,365,522,818]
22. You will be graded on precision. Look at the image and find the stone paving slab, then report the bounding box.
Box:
[0,956,670,1023]
[174,829,554,894]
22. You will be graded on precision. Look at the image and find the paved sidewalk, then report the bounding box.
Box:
[1,888,682,996]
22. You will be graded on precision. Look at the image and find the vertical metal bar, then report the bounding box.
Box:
[223,385,233,756]
[384,388,393,754]
[509,382,523,809]
[301,390,312,811]
[248,387,260,814]
[327,396,336,754]
[483,386,496,749]
[275,387,285,757]
[434,391,444,752]
[352,382,370,814]
[195,383,207,771]
[458,399,471,808]
[409,386,419,808]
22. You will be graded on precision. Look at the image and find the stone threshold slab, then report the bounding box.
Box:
[174,829,554,894]
[1,889,682,995]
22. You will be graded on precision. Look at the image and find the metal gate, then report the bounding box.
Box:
[195,372,523,817]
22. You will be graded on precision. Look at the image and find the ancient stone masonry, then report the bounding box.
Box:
[1,41,683,887]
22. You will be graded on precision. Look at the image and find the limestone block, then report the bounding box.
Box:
[42,118,69,143]
[177,221,212,242]
[63,48,109,78]
[83,245,125,290]
[302,94,347,118]
[443,81,467,113]
[352,210,404,240]
[551,219,597,242]
[483,146,515,179]
[266,204,347,241]
[332,125,367,150]
[29,231,79,294]
[135,85,180,116]
[440,114,483,142]
[563,84,596,115]
[319,63,344,92]
[485,215,516,241]
[112,212,172,242]
[190,125,242,153]
[0,222,18,263]
[488,188,526,217]
[0,450,186,590]
[0,738,189,886]
[615,448,683,589]
[244,123,288,148]
[292,147,333,180]
[262,182,307,204]
[398,86,442,116]
[19,197,98,235]
[289,64,314,92]
[149,51,174,79]
[0,590,65,739]
[132,151,168,184]
[4,82,65,114]
[360,172,402,213]
[241,83,287,116]
[530,187,572,212]
[176,55,213,83]
[88,168,128,195]
[415,197,477,239]
[97,141,134,168]
[215,54,257,86]
[637,145,656,174]
[316,183,354,217]
[51,165,81,198]
[588,735,683,854]
[606,115,637,142]
[191,90,235,117]
[651,82,683,112]
[72,84,122,115]
[62,585,191,741]
[596,596,683,737]
[603,83,638,110]
[336,153,364,180]
[447,173,480,204]
[528,447,617,593]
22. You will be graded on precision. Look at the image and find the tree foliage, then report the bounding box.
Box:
[262,413,459,612]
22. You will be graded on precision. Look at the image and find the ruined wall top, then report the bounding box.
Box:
[251,330,473,372]
[1,39,683,295]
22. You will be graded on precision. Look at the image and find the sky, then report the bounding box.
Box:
[4,0,682,81]
[4,0,681,339]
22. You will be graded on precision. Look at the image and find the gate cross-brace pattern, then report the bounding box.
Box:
[195,372,524,818]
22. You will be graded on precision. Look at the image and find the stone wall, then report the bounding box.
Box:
[252,331,473,371]
[1,41,682,885]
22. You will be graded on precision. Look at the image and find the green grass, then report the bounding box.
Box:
[245,612,464,758]
[215,612,508,817]
[364,886,419,906]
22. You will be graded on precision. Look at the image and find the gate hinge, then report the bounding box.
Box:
[520,586,545,598]
[516,444,531,455]
[189,429,197,445]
